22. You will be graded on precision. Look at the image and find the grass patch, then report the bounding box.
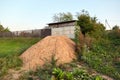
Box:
[0,55,23,77]
[0,37,40,57]
[0,37,41,78]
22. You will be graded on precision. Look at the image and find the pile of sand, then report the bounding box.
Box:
[20,36,76,70]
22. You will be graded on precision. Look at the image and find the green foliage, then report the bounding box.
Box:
[77,10,94,35]
[52,68,66,80]
[0,24,4,32]
[89,22,105,39]
[33,55,59,80]
[19,70,35,80]
[112,25,119,30]
[72,68,92,80]
[93,75,103,80]
[0,55,22,77]
[108,29,120,40]
[3,27,10,32]
[50,54,58,68]
[52,68,104,80]
[75,10,105,62]
[82,38,120,80]
[0,37,40,78]
[74,25,82,60]
[35,67,51,80]
[19,60,104,80]
[53,12,73,22]
[20,65,52,80]
[76,10,105,37]
[0,24,10,32]
[75,10,120,80]
[74,25,80,45]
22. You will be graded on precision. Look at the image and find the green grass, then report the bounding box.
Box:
[0,37,40,57]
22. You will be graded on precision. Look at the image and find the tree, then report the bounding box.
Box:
[109,25,120,39]
[76,10,105,37]
[53,12,73,22]
[4,27,10,32]
[77,10,94,36]
[112,25,119,30]
[75,10,105,59]
[0,24,4,32]
[0,24,10,32]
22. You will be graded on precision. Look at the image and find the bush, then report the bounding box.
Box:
[82,39,120,80]
[52,68,104,80]
[108,29,120,40]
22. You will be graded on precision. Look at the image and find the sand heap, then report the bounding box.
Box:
[20,36,76,70]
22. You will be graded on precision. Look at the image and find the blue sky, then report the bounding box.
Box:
[0,0,120,31]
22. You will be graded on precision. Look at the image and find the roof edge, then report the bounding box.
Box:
[48,20,77,25]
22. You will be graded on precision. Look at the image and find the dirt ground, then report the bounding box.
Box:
[20,36,76,70]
